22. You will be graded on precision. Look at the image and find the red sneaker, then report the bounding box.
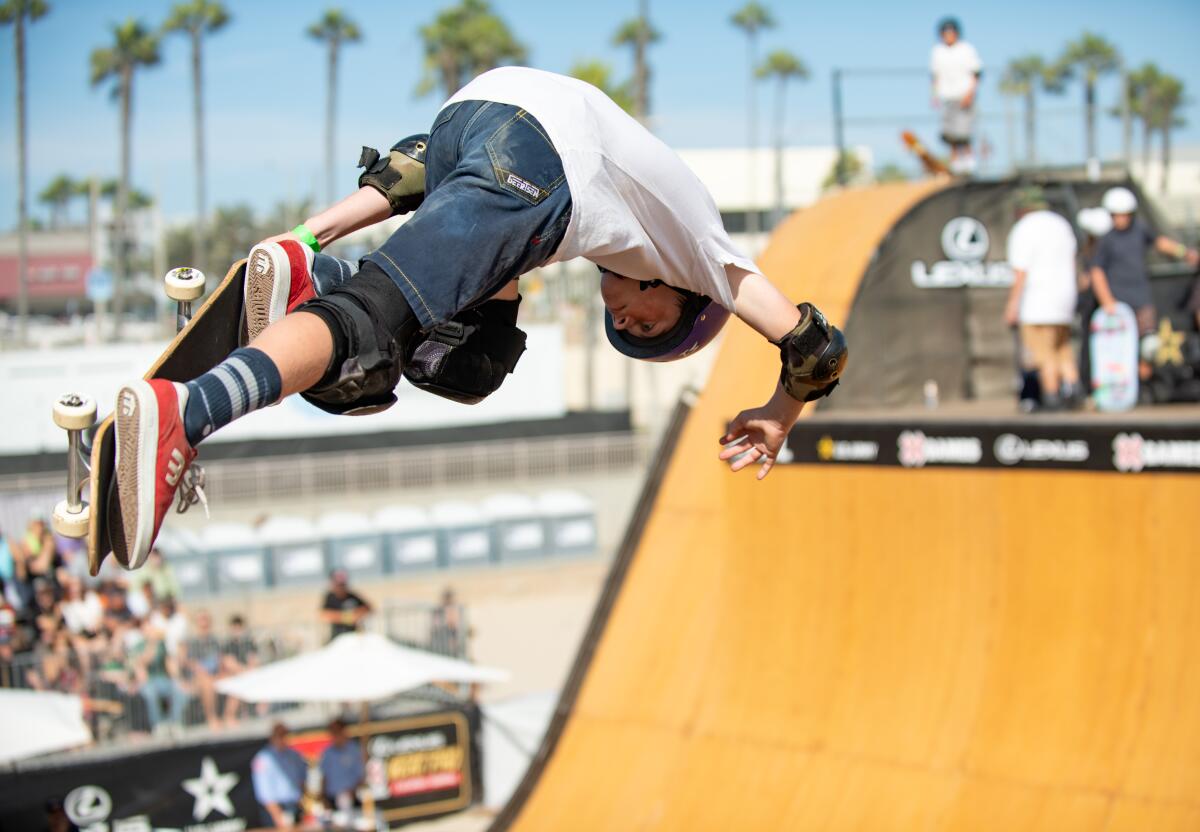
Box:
[113,379,197,569]
[244,239,316,343]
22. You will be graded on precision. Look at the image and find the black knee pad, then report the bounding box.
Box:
[297,261,422,416]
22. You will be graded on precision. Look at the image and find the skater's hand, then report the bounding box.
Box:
[719,396,802,481]
[961,91,975,109]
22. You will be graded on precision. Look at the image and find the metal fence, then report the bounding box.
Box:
[0,601,463,745]
[1,431,649,506]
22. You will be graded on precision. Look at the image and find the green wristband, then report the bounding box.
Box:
[292,224,321,253]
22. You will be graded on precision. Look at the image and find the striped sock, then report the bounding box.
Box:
[182,347,282,446]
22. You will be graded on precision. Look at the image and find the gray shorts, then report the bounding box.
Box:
[940,100,975,144]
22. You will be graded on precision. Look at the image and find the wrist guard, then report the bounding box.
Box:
[775,303,848,402]
[357,134,429,216]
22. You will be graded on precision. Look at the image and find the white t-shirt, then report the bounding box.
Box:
[445,67,756,310]
[1007,210,1078,325]
[930,41,982,101]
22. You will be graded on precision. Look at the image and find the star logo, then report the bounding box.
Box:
[182,756,239,821]
[1153,319,1185,366]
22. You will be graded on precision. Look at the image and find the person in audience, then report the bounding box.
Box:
[183,608,226,729]
[320,570,372,641]
[430,586,463,656]
[133,618,189,734]
[252,722,308,829]
[59,577,103,638]
[149,596,189,657]
[127,580,156,619]
[319,718,365,814]
[13,514,63,590]
[221,614,263,720]
[127,548,182,603]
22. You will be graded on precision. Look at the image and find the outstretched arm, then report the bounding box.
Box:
[262,187,392,250]
[717,268,811,481]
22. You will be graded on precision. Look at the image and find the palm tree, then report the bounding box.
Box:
[1145,73,1185,193]
[38,174,75,228]
[730,2,775,238]
[91,18,161,337]
[613,10,660,120]
[0,0,49,345]
[999,55,1046,165]
[163,0,229,273]
[756,49,808,227]
[1057,32,1120,162]
[307,8,361,206]
[416,0,526,100]
[569,59,635,114]
[1125,63,1164,171]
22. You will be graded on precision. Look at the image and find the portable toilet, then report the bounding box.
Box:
[155,527,212,598]
[319,511,384,578]
[202,522,270,592]
[259,516,328,587]
[374,505,440,573]
[431,500,492,567]
[483,493,546,562]
[536,490,597,556]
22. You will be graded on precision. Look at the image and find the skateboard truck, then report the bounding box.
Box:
[52,393,97,538]
[165,267,206,332]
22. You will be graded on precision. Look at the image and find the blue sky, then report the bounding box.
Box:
[0,0,1197,228]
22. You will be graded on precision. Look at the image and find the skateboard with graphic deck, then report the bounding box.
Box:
[901,130,950,176]
[1089,302,1139,412]
[52,259,247,575]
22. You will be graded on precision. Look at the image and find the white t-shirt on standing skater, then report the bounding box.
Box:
[930,41,982,102]
[1007,210,1078,325]
[445,66,758,311]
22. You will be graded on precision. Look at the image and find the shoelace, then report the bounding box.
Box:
[175,462,210,520]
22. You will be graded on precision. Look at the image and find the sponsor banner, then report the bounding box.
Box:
[0,707,478,832]
[783,420,1200,474]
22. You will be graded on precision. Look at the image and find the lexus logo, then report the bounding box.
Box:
[940,217,990,261]
[64,785,112,825]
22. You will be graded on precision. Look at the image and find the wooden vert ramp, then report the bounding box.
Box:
[493,182,1200,831]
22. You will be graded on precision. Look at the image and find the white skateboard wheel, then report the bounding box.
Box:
[52,393,97,430]
[165,267,206,301]
[53,499,90,537]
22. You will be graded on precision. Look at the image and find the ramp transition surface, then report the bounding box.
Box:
[494,182,1200,830]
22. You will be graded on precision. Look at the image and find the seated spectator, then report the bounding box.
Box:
[127,580,156,620]
[60,577,103,638]
[183,609,226,729]
[252,722,307,829]
[28,631,82,696]
[319,718,365,814]
[133,620,189,735]
[127,549,181,605]
[0,596,24,687]
[221,615,263,720]
[321,570,372,642]
[149,596,188,657]
[102,582,135,625]
[13,514,63,590]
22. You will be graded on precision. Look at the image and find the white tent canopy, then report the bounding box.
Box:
[215,632,508,703]
[0,689,92,763]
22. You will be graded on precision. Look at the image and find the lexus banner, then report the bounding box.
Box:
[0,706,479,831]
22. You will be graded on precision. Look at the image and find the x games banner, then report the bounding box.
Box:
[784,419,1200,474]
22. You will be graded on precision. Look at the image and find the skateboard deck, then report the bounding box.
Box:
[1089,302,1139,412]
[901,130,950,176]
[86,259,247,575]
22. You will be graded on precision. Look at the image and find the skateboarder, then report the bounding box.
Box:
[110,67,847,568]
[1089,186,1198,377]
[929,17,982,176]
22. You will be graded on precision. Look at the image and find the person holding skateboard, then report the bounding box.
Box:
[110,67,848,568]
[1089,186,1199,378]
[929,17,982,176]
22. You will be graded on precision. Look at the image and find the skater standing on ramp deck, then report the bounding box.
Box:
[108,67,848,568]
[929,17,982,176]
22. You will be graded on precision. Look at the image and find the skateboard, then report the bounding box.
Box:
[52,259,247,575]
[901,130,950,176]
[1089,302,1139,412]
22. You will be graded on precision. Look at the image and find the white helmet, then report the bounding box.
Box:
[1076,207,1113,237]
[1102,186,1137,215]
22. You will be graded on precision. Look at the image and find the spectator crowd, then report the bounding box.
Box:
[0,513,274,738]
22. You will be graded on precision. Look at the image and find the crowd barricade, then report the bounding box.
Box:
[153,490,598,598]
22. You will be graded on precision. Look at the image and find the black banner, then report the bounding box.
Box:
[0,707,479,831]
[784,419,1200,473]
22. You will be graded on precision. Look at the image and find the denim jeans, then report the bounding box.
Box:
[140,675,188,729]
[360,101,573,328]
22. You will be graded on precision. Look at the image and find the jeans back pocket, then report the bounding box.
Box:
[485,110,566,206]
